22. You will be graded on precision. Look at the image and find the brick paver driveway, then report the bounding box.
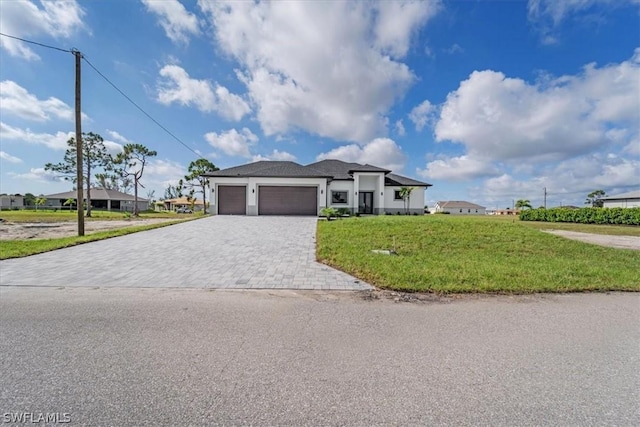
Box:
[0,217,371,290]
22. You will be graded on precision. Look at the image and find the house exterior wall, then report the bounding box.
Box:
[0,195,24,209]
[384,187,425,215]
[326,180,354,212]
[208,177,327,216]
[602,198,640,208]
[353,172,386,214]
[435,204,486,215]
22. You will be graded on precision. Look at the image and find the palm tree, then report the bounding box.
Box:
[515,199,532,210]
[399,187,415,214]
[34,197,46,211]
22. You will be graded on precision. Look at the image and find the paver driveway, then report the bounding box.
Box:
[0,216,371,290]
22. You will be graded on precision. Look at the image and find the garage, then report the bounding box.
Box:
[258,186,317,216]
[218,186,246,215]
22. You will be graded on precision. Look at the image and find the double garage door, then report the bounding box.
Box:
[217,185,317,216]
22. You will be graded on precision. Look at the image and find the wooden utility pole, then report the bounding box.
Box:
[72,49,84,236]
[543,187,547,209]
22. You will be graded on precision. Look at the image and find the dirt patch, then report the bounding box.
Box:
[543,230,640,250]
[0,218,182,240]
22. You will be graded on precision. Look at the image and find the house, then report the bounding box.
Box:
[160,197,205,212]
[203,159,431,216]
[44,188,149,212]
[0,194,24,210]
[601,190,640,208]
[433,201,486,215]
[493,208,521,215]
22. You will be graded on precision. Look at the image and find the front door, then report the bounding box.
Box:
[358,192,373,214]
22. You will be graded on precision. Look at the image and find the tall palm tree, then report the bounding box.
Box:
[515,199,532,210]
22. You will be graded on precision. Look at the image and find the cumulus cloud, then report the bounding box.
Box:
[395,120,406,136]
[0,0,86,60]
[205,128,258,158]
[199,0,440,143]
[141,0,200,45]
[0,151,23,164]
[0,122,72,150]
[0,80,83,122]
[156,65,250,121]
[252,149,297,162]
[106,129,130,144]
[316,137,407,172]
[409,100,435,131]
[418,155,500,181]
[8,167,63,183]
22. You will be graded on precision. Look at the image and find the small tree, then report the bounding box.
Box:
[585,190,606,207]
[64,198,76,211]
[399,187,415,214]
[515,199,532,210]
[34,196,46,211]
[180,159,219,214]
[111,143,157,216]
[44,132,111,217]
[164,184,182,200]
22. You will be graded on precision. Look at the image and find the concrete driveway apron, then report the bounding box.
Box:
[0,216,372,290]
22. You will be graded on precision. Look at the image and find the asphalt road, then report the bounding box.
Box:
[1,287,638,426]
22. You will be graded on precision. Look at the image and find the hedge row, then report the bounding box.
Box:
[519,207,640,225]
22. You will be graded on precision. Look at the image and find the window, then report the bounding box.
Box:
[331,191,348,204]
[468,209,471,213]
[459,209,462,213]
[394,190,403,200]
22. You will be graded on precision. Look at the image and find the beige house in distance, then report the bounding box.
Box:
[433,201,486,215]
[160,197,205,212]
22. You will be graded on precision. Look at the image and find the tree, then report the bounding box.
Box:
[24,193,36,207]
[95,172,132,193]
[44,132,110,217]
[585,190,606,207]
[180,159,218,214]
[64,198,76,211]
[111,143,157,216]
[35,197,46,211]
[399,187,415,214]
[515,199,532,210]
[164,184,182,200]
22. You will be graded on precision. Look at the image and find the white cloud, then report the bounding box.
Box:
[527,0,639,44]
[395,120,406,136]
[418,155,500,181]
[0,151,23,164]
[8,167,63,183]
[141,0,200,45]
[252,149,297,162]
[205,128,258,158]
[316,137,407,172]
[156,65,250,121]
[199,0,440,143]
[0,122,72,150]
[433,50,640,163]
[0,0,86,60]
[106,129,130,144]
[409,100,435,131]
[443,43,464,54]
[0,80,77,122]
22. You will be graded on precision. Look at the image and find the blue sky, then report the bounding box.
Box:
[0,0,638,208]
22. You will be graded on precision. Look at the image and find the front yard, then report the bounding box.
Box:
[316,215,640,293]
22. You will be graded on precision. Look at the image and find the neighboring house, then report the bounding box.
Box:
[203,159,431,216]
[601,190,640,208]
[0,194,24,209]
[493,209,521,216]
[434,201,486,215]
[160,197,205,212]
[44,188,149,212]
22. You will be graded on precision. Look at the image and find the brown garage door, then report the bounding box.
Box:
[218,186,246,215]
[258,186,317,215]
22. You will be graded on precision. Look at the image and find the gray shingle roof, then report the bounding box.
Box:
[602,190,640,200]
[205,159,431,187]
[44,188,148,201]
[437,201,486,209]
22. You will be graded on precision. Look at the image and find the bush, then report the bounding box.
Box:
[336,208,350,216]
[320,207,338,219]
[520,207,640,225]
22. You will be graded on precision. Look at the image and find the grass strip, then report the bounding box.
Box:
[0,219,189,260]
[317,215,640,294]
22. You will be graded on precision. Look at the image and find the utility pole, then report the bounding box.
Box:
[543,187,547,209]
[72,48,84,236]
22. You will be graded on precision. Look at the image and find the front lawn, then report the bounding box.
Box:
[0,210,201,223]
[316,215,640,293]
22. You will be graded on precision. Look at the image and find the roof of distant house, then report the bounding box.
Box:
[436,201,486,209]
[601,190,640,200]
[44,188,148,202]
[163,197,204,205]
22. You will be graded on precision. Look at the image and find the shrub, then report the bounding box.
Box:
[520,207,640,225]
[320,207,338,219]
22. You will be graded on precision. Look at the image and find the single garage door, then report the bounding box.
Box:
[258,186,317,216]
[218,186,246,215]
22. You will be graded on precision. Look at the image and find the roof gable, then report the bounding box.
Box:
[436,200,486,209]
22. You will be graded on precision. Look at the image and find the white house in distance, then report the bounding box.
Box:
[601,190,640,208]
[433,201,486,215]
[0,194,24,209]
[203,159,431,216]
[44,188,149,212]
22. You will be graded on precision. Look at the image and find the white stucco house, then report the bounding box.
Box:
[601,190,640,208]
[44,188,149,212]
[203,159,431,216]
[433,201,486,215]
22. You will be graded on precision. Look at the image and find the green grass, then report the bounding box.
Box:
[519,219,640,236]
[316,215,640,293]
[0,219,190,260]
[0,209,201,223]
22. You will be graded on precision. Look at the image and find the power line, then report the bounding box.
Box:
[81,55,203,159]
[0,32,71,53]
